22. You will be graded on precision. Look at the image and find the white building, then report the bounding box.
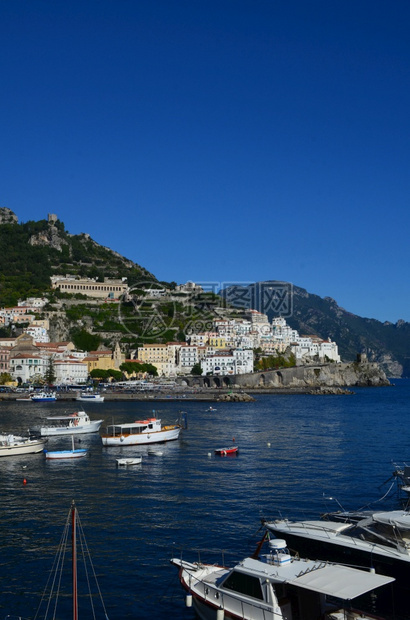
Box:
[232,348,254,374]
[54,359,88,385]
[24,324,50,344]
[9,353,47,384]
[178,345,199,373]
[201,352,236,376]
[18,297,48,308]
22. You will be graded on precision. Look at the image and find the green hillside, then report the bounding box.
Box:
[0,216,155,306]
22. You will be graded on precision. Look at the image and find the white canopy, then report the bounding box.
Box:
[372,511,410,530]
[289,564,394,600]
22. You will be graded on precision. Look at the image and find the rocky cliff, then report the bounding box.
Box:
[231,361,390,389]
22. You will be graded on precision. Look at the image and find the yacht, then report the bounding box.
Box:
[264,510,410,605]
[171,533,395,620]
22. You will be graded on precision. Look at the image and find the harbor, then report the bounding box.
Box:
[0,380,408,618]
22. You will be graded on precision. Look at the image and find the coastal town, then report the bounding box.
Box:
[0,276,340,387]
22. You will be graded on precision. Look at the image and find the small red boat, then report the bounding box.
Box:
[214,446,239,456]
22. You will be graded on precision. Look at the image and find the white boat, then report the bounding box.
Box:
[9,500,109,618]
[101,416,182,447]
[0,433,46,457]
[76,392,105,402]
[116,457,142,466]
[44,436,88,460]
[171,533,395,620]
[37,410,103,436]
[263,509,410,600]
[31,391,57,402]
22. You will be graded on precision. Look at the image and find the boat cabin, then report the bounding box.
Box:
[105,418,161,437]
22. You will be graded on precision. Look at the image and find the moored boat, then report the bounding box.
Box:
[171,532,395,620]
[215,445,239,456]
[44,436,88,460]
[101,415,184,447]
[76,392,105,403]
[116,457,142,466]
[263,509,410,607]
[0,433,46,457]
[36,410,103,436]
[31,391,57,402]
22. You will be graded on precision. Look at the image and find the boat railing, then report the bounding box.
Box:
[186,573,273,619]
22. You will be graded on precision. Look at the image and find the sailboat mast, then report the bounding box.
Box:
[72,501,78,620]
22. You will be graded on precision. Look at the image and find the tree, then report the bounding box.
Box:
[108,369,122,381]
[191,363,203,376]
[71,329,102,352]
[0,372,13,385]
[90,368,110,380]
[44,357,56,385]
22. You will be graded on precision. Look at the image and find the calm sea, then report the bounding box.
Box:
[0,380,409,619]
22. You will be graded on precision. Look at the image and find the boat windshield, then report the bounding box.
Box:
[221,570,264,600]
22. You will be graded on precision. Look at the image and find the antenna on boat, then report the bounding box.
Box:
[323,495,345,512]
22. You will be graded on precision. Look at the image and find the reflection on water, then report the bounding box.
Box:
[0,383,408,618]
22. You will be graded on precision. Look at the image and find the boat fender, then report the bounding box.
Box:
[216,609,224,620]
[185,594,192,607]
[120,436,124,442]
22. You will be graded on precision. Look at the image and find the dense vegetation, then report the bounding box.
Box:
[0,218,155,306]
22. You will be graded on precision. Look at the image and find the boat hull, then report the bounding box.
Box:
[215,446,238,455]
[116,458,142,466]
[45,449,88,460]
[0,439,46,457]
[101,426,181,446]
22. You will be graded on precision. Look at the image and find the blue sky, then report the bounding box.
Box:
[2,1,410,322]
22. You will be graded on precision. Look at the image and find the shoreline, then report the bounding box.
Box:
[0,385,384,403]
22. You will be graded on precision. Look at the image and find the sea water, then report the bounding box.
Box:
[0,379,409,618]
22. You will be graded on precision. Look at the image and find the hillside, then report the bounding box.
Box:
[0,209,156,306]
[222,281,409,377]
[1,210,408,376]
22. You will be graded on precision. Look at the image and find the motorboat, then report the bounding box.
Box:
[393,463,410,494]
[31,391,57,402]
[44,436,88,460]
[36,410,103,436]
[9,501,109,618]
[263,509,410,603]
[0,433,46,457]
[116,457,142,466]
[206,406,217,412]
[101,415,184,447]
[76,392,105,403]
[171,533,395,620]
[215,445,239,456]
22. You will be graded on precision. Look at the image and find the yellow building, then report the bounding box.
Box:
[208,336,227,349]
[84,343,125,374]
